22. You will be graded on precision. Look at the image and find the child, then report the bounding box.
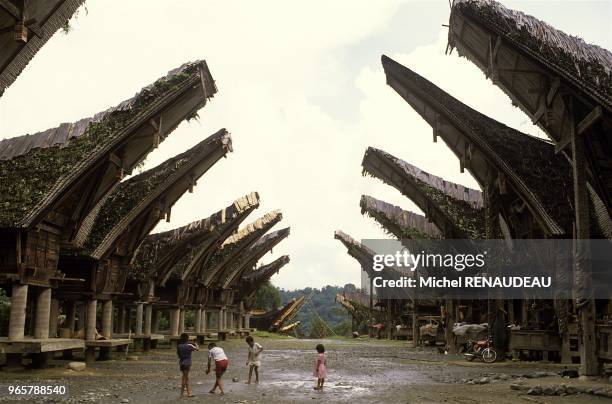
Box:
[206,342,229,395]
[176,333,198,398]
[313,343,327,390]
[245,336,264,384]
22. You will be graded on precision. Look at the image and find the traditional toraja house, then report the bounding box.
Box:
[124,192,260,345]
[56,129,231,361]
[361,147,485,239]
[250,295,305,333]
[0,60,217,367]
[237,255,291,309]
[447,0,611,375]
[194,210,284,338]
[359,195,447,342]
[0,0,85,97]
[333,230,392,337]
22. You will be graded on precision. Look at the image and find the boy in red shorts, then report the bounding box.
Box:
[206,342,229,395]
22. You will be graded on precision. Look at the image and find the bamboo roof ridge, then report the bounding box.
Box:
[382,56,574,236]
[0,0,86,96]
[360,195,442,240]
[199,210,283,285]
[450,0,612,109]
[81,129,232,259]
[362,147,485,239]
[221,227,290,289]
[0,60,217,229]
[130,192,260,282]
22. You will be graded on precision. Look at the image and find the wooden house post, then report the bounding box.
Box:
[170,307,180,336]
[8,284,28,340]
[49,298,59,338]
[34,288,52,339]
[85,299,97,340]
[152,308,160,333]
[244,313,250,329]
[135,303,144,335]
[202,310,208,332]
[178,308,185,334]
[101,300,113,339]
[571,118,599,377]
[144,304,152,335]
[195,307,202,333]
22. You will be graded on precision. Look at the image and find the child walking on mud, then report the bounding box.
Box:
[206,342,229,395]
[313,343,327,390]
[176,333,198,398]
[245,336,264,384]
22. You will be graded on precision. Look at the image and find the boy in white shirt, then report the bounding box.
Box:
[245,336,264,384]
[206,343,229,395]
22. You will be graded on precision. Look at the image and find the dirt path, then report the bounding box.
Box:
[1,336,610,403]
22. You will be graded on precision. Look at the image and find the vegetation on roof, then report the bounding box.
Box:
[83,132,226,254]
[452,0,612,103]
[0,62,204,228]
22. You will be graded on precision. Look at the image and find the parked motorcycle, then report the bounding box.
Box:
[464,337,497,363]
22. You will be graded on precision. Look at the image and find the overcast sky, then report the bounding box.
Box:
[1,1,610,290]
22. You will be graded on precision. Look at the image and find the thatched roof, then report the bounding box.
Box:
[80,129,232,259]
[334,229,377,274]
[360,195,442,240]
[241,255,290,285]
[0,60,216,230]
[220,227,290,288]
[382,55,573,236]
[0,0,86,96]
[129,192,260,282]
[239,255,290,301]
[450,0,612,109]
[199,210,283,286]
[362,147,485,238]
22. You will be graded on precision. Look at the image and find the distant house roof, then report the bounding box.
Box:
[360,195,442,240]
[334,230,376,274]
[0,0,86,96]
[0,60,217,229]
[220,227,290,288]
[362,147,485,239]
[382,55,574,236]
[450,0,612,109]
[130,192,260,283]
[199,210,283,286]
[81,129,232,259]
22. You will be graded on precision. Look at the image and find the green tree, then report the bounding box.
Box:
[254,281,281,311]
[308,314,328,339]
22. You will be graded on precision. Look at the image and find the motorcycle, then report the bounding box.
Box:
[464,337,497,363]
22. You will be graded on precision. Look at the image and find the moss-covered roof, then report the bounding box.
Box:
[199,210,283,285]
[360,195,442,240]
[0,60,216,229]
[82,129,232,258]
[362,147,485,239]
[450,0,612,109]
[382,56,573,236]
[129,192,260,281]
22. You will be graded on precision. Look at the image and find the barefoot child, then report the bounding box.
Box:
[176,333,198,398]
[313,343,327,390]
[206,342,229,395]
[245,336,263,384]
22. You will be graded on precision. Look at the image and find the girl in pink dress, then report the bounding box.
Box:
[313,344,327,390]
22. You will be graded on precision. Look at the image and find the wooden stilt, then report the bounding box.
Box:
[8,284,28,341]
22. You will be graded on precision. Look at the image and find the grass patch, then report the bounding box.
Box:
[251,330,294,340]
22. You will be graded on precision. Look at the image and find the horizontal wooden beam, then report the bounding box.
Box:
[577,106,602,136]
[0,0,21,19]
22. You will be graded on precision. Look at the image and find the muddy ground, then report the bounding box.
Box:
[1,335,611,403]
